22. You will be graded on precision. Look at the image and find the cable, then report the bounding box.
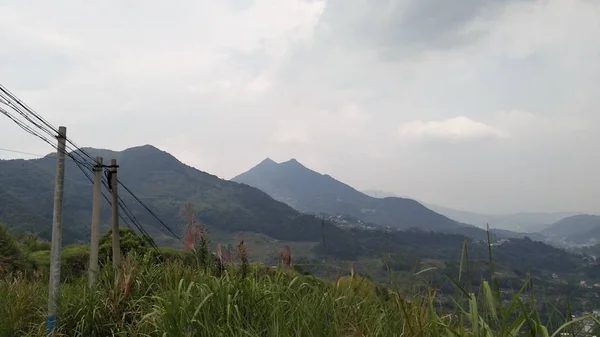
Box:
[0,106,57,148]
[1,84,177,249]
[2,98,157,250]
[0,86,98,165]
[0,106,94,170]
[0,84,59,136]
[0,147,44,157]
[117,179,183,243]
[72,158,159,252]
[116,196,159,251]
[98,172,159,250]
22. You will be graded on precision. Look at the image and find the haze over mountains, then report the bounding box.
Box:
[232,158,489,239]
[363,190,578,233]
[232,157,600,249]
[542,214,600,246]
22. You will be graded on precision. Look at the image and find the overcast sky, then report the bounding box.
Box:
[1,0,599,214]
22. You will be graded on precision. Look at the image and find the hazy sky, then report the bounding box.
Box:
[1,0,599,214]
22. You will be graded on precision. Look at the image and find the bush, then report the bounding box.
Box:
[30,245,90,281]
[99,227,149,262]
[0,224,34,276]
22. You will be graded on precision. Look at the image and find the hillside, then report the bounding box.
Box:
[232,158,488,239]
[0,146,353,253]
[3,146,594,286]
[543,214,600,245]
[363,190,578,232]
[365,191,575,233]
[2,224,590,336]
[423,205,576,233]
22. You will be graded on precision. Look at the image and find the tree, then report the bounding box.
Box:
[99,227,149,262]
[0,224,33,275]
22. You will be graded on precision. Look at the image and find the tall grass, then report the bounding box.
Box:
[1,255,594,336]
[1,231,598,336]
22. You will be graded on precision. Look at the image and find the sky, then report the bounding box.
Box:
[1,0,599,214]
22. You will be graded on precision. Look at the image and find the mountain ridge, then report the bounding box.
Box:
[232,158,488,239]
[542,214,600,245]
[0,146,356,254]
[362,189,580,232]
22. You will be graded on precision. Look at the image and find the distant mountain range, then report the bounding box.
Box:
[0,146,351,250]
[362,190,577,233]
[542,214,600,246]
[232,158,488,239]
[4,146,600,289]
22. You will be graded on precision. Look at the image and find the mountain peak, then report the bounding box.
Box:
[231,156,486,238]
[281,158,305,168]
[259,157,277,166]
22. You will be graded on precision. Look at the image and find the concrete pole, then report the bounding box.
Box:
[110,159,121,269]
[47,126,67,336]
[88,157,103,288]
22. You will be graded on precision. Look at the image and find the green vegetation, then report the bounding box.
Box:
[1,226,599,336]
[0,225,34,276]
[3,147,600,335]
[0,146,353,250]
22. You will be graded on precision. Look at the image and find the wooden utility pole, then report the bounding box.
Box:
[47,126,67,336]
[110,158,121,269]
[88,157,103,288]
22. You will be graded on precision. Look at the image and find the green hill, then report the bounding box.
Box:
[0,145,354,254]
[2,145,595,288]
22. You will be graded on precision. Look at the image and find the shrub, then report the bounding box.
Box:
[99,227,149,262]
[0,224,34,277]
[29,245,90,281]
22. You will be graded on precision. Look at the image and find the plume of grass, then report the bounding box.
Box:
[280,245,291,269]
[237,236,249,279]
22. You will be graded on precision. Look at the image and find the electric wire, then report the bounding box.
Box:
[1,84,179,247]
[117,179,183,243]
[74,159,159,251]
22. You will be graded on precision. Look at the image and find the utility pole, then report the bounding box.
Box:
[47,126,67,336]
[88,157,103,288]
[110,158,121,269]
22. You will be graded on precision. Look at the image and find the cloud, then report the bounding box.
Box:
[398,116,506,142]
[270,104,372,145]
[2,0,600,214]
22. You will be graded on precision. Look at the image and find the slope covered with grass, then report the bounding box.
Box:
[2,255,591,337]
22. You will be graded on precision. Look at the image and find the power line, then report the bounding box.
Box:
[0,106,95,170]
[0,147,43,157]
[0,85,97,166]
[117,179,183,243]
[116,195,159,251]
[0,84,59,137]
[72,158,159,251]
[1,84,180,246]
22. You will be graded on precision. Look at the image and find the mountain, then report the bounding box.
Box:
[232,158,487,239]
[543,214,600,246]
[362,190,398,199]
[363,190,576,232]
[4,147,598,303]
[423,204,578,233]
[0,146,354,253]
